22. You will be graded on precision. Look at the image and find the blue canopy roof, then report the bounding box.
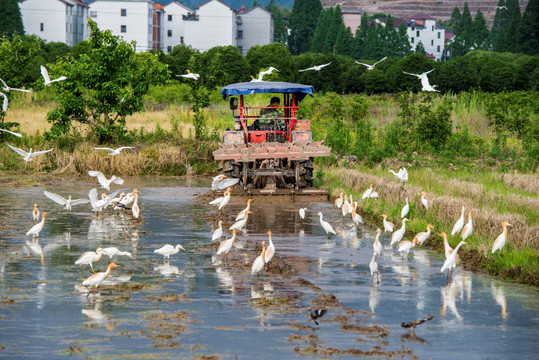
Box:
[220,82,314,102]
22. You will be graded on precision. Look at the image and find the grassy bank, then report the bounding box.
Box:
[317,164,539,286]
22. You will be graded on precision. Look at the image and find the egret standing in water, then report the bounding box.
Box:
[251,240,266,282]
[32,203,40,221]
[82,262,121,296]
[230,210,253,232]
[75,248,108,272]
[235,198,253,221]
[334,192,344,208]
[382,214,394,232]
[373,228,382,260]
[212,220,224,242]
[264,231,275,265]
[26,212,48,238]
[216,228,238,260]
[154,244,186,263]
[390,218,410,247]
[492,221,513,254]
[441,241,466,279]
[299,207,307,219]
[369,252,380,284]
[317,212,336,236]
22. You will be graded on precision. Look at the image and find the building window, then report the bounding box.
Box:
[121,25,127,33]
[167,30,172,37]
[121,9,126,16]
[237,30,243,39]
[437,45,440,52]
[90,10,97,18]
[438,32,441,39]
[411,37,414,44]
[416,30,419,37]
[432,25,434,31]
[180,36,184,44]
[168,14,172,21]
[167,46,172,53]
[411,27,415,31]
[40,23,44,31]
[431,40,434,46]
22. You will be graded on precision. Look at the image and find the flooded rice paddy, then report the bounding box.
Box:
[0,178,538,359]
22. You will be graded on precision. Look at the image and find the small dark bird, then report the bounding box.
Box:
[308,309,327,325]
[401,314,434,329]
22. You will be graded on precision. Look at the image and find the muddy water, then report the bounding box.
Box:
[0,178,537,359]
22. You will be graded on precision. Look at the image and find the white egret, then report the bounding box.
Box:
[317,212,336,236]
[102,247,133,260]
[451,206,466,236]
[373,228,382,259]
[389,167,408,182]
[26,212,48,237]
[299,207,307,219]
[216,228,238,260]
[461,211,473,240]
[131,189,140,219]
[334,192,343,208]
[397,238,419,261]
[369,253,380,284]
[7,145,53,161]
[420,191,429,209]
[492,221,513,254]
[43,190,90,211]
[40,65,66,86]
[351,202,363,226]
[403,69,439,92]
[154,244,186,262]
[355,56,387,70]
[298,62,332,72]
[229,210,253,232]
[75,248,108,272]
[212,175,239,191]
[382,214,394,232]
[212,220,224,241]
[251,240,266,281]
[32,203,40,221]
[441,241,466,277]
[390,218,410,247]
[235,198,253,221]
[0,128,22,137]
[93,146,134,156]
[176,69,200,80]
[414,224,434,247]
[362,184,373,199]
[0,91,8,112]
[401,197,409,218]
[0,78,32,93]
[88,170,124,191]
[82,262,121,296]
[264,231,275,264]
[252,66,279,82]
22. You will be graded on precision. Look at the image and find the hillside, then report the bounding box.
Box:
[322,0,529,27]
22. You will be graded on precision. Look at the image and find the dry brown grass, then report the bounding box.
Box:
[498,173,539,194]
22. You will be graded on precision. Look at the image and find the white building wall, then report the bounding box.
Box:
[19,0,71,45]
[407,19,445,61]
[240,6,273,55]
[89,0,153,52]
[163,1,192,53]
[184,0,236,52]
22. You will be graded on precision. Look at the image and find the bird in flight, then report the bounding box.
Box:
[93,146,134,156]
[251,66,279,82]
[0,78,32,93]
[40,65,67,86]
[299,62,332,72]
[355,56,387,70]
[176,69,200,80]
[308,309,327,325]
[0,91,8,112]
[0,128,22,137]
[7,145,53,161]
[403,69,439,92]
[496,6,508,10]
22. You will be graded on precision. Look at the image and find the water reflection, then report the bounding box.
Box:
[81,303,115,331]
[491,282,508,321]
[441,278,462,320]
[154,263,181,276]
[369,285,380,314]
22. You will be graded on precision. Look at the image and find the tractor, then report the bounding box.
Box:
[214,81,331,195]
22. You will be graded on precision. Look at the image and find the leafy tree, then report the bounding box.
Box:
[471,10,490,50]
[449,7,461,32]
[437,56,478,92]
[44,42,70,62]
[458,2,473,49]
[310,8,331,53]
[395,23,412,57]
[199,45,249,88]
[335,26,354,56]
[491,0,511,51]
[478,57,515,92]
[0,0,24,39]
[517,0,539,55]
[246,43,295,81]
[504,0,522,52]
[352,12,370,59]
[266,0,289,44]
[163,44,198,79]
[415,41,426,55]
[45,19,169,141]
[0,35,41,89]
[288,0,322,54]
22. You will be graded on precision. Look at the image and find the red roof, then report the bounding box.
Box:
[445,32,454,40]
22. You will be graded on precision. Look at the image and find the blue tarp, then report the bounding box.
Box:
[220,82,314,102]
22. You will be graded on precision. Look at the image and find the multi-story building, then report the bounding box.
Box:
[238,5,273,55]
[18,0,89,46]
[406,13,445,61]
[162,0,193,53]
[88,0,155,52]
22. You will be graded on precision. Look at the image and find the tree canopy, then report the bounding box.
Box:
[0,0,24,39]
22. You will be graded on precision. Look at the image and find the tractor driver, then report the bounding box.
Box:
[249,96,283,131]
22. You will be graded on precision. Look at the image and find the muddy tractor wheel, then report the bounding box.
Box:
[296,159,314,189]
[223,160,242,179]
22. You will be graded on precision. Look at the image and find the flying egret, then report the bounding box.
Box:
[40,65,66,86]
[82,262,121,296]
[212,220,224,241]
[397,238,419,261]
[176,69,200,80]
[451,206,466,236]
[264,231,275,264]
[390,218,410,247]
[32,203,40,221]
[389,167,408,183]
[75,248,109,272]
[492,221,513,254]
[251,240,266,282]
[461,211,473,240]
[0,78,32,93]
[252,66,279,82]
[0,92,7,112]
[27,212,48,237]
[235,199,253,221]
[102,247,134,260]
[211,175,239,191]
[7,145,53,161]
[441,241,466,278]
[88,188,113,212]
[355,56,387,70]
[93,146,134,156]
[317,212,336,236]
[298,62,332,72]
[403,69,439,92]
[496,5,508,10]
[216,228,238,260]
[43,190,90,211]
[401,197,410,218]
[299,207,307,219]
[414,224,434,247]
[88,170,124,191]
[382,214,394,232]
[230,210,253,232]
[373,228,382,259]
[154,244,186,262]
[0,128,22,137]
